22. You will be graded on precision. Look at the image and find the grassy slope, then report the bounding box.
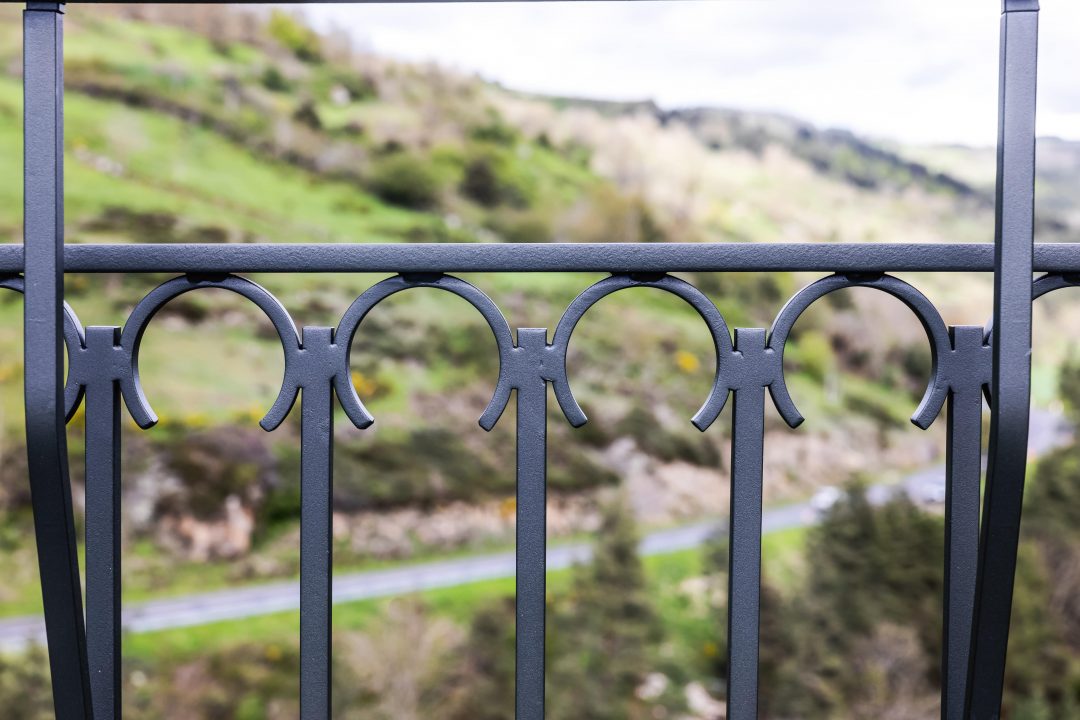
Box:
[0,7,1004,437]
[0,7,1044,658]
[0,14,602,433]
[123,526,806,665]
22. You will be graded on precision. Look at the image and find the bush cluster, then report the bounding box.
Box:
[368,153,442,210]
[267,10,322,63]
[459,147,536,209]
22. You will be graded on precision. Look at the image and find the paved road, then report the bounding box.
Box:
[0,410,1069,650]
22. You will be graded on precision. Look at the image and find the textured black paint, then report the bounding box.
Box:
[23,5,94,718]
[966,5,1039,718]
[14,2,1056,718]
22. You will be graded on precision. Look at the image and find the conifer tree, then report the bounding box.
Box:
[547,495,661,720]
[773,482,943,717]
[440,597,516,720]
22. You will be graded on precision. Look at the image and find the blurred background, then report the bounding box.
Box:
[0,2,1079,718]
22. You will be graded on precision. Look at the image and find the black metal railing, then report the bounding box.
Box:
[11,2,1054,719]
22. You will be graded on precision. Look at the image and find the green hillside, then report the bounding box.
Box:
[3,5,1080,719]
[0,2,1072,617]
[0,1,1071,591]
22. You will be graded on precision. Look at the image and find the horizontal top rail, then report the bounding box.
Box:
[0,242,1079,274]
[49,1,1039,7]
[52,1,796,4]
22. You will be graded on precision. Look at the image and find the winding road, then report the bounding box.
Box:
[0,410,1068,651]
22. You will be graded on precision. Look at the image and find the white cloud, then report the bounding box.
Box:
[300,1,1080,145]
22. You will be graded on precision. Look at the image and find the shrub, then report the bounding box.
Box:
[155,425,275,521]
[0,444,31,513]
[703,534,790,717]
[368,153,441,210]
[485,208,552,244]
[468,113,519,146]
[547,497,664,719]
[1025,442,1080,543]
[548,438,620,493]
[261,445,302,531]
[0,646,52,719]
[267,10,322,63]
[333,428,504,510]
[690,271,796,327]
[790,331,834,384]
[125,643,300,718]
[292,100,322,130]
[336,600,464,718]
[1058,349,1080,424]
[990,366,1080,713]
[459,150,535,209]
[842,377,911,427]
[82,206,180,242]
[568,185,666,244]
[443,499,680,718]
[437,598,516,720]
[260,65,290,92]
[771,483,944,717]
[616,406,720,466]
[330,71,377,102]
[403,218,474,244]
[460,156,500,207]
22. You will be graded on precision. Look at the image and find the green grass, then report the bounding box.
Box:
[66,14,266,77]
[120,533,809,665]
[122,564,516,661]
[0,3,941,437]
[0,8,1007,680]
[0,506,725,617]
[762,525,808,591]
[0,63,441,249]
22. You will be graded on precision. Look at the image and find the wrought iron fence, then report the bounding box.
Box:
[9,1,1057,718]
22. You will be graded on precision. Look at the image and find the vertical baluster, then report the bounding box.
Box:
[726,328,768,720]
[515,328,547,720]
[23,3,93,718]
[84,326,123,720]
[942,326,989,720]
[300,327,334,720]
[966,3,1039,716]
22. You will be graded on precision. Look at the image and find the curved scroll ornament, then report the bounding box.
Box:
[549,273,734,431]
[1031,272,1080,301]
[336,274,515,431]
[119,274,302,431]
[985,272,1080,342]
[978,272,1080,407]
[768,273,952,430]
[0,275,86,420]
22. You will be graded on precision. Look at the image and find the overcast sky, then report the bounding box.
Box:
[300,1,1080,146]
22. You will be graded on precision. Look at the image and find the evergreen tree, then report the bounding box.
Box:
[1021,441,1080,543]
[440,597,516,720]
[547,495,662,720]
[1057,348,1080,425]
[702,532,790,718]
[997,362,1080,714]
[772,481,943,717]
[1016,435,1080,702]
[0,646,52,719]
[443,496,664,720]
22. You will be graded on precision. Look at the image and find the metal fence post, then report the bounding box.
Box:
[299,326,336,720]
[966,2,1039,717]
[4,1,1065,717]
[726,328,769,720]
[23,3,93,718]
[81,326,125,720]
[942,326,991,720]
[514,328,548,720]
